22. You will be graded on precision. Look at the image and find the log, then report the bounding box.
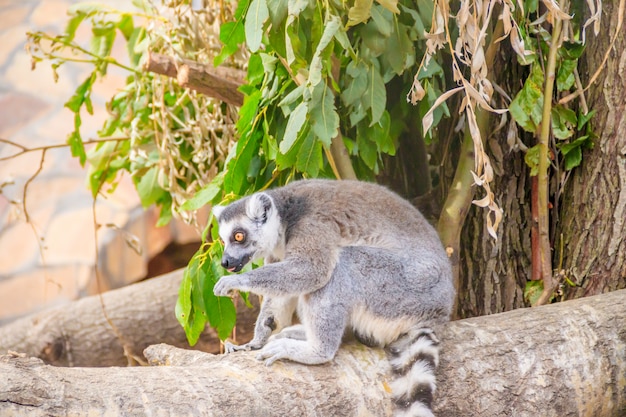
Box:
[0,269,259,367]
[1,289,624,416]
[144,52,246,106]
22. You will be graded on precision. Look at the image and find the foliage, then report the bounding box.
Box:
[509,11,596,176]
[27,0,238,227]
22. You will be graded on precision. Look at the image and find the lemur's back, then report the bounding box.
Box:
[269,179,441,252]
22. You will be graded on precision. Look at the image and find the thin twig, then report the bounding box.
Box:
[0,137,129,162]
[533,0,568,307]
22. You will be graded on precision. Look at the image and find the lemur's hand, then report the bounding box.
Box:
[213,275,250,297]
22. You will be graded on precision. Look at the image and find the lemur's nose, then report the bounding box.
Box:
[221,255,239,272]
[221,257,232,269]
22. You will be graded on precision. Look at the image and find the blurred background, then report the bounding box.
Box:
[0,0,201,325]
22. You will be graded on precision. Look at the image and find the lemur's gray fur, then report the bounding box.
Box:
[212,179,454,417]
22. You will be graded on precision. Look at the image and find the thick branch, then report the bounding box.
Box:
[0,269,259,367]
[1,290,624,416]
[145,52,246,106]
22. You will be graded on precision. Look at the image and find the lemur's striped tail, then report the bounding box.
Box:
[386,328,440,417]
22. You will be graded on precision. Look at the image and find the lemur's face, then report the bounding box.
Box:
[212,193,281,273]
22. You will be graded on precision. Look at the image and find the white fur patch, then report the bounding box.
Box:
[350,305,416,346]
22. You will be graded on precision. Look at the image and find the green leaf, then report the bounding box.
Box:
[267,0,289,27]
[175,261,194,339]
[136,166,166,207]
[288,0,310,16]
[247,154,264,182]
[366,63,386,125]
[563,145,582,170]
[156,195,173,227]
[278,84,304,112]
[524,144,541,176]
[126,27,146,67]
[64,13,86,42]
[309,84,339,147]
[524,280,543,305]
[577,109,595,130]
[297,130,322,177]
[279,101,308,154]
[556,58,577,92]
[225,130,261,195]
[551,105,577,140]
[202,256,237,341]
[369,4,392,36]
[65,72,97,113]
[558,135,593,171]
[91,23,116,75]
[214,0,248,67]
[509,64,544,133]
[245,0,269,52]
[67,129,87,167]
[369,110,395,154]
[284,14,300,65]
[180,173,225,211]
[92,21,116,53]
[236,89,262,135]
[361,22,387,57]
[347,0,373,27]
[357,129,378,170]
[561,40,585,59]
[247,53,265,86]
[177,254,209,346]
[342,61,368,107]
[117,14,134,39]
[525,0,539,13]
[417,59,443,79]
[387,21,413,74]
[308,15,340,86]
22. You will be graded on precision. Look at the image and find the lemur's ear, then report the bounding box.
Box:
[246,193,273,224]
[212,205,225,220]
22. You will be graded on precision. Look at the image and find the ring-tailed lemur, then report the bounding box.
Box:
[212,179,454,417]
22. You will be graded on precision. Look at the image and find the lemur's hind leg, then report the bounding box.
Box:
[256,266,351,366]
[226,296,297,353]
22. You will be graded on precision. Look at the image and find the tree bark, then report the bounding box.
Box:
[459,139,532,317]
[559,2,626,298]
[0,269,259,367]
[1,289,625,417]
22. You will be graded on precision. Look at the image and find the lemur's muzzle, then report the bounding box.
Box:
[221,254,248,273]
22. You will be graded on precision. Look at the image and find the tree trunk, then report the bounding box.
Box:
[2,289,625,417]
[0,269,259,367]
[559,3,626,298]
[459,137,532,317]
[457,47,534,317]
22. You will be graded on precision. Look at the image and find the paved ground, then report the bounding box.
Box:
[0,0,198,323]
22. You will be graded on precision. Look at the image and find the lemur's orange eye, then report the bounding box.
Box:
[234,232,245,242]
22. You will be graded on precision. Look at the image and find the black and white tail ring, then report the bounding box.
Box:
[386,328,441,417]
